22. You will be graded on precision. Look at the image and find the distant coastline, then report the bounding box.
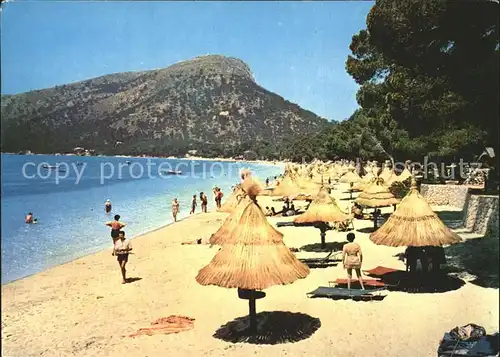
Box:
[1,151,283,166]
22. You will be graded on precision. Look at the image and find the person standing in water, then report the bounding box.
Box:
[265,177,269,187]
[200,192,208,213]
[172,198,180,222]
[104,199,112,213]
[113,231,132,284]
[190,195,197,214]
[105,215,126,251]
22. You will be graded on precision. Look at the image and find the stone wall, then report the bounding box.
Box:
[463,195,499,237]
[420,184,470,210]
[421,184,499,237]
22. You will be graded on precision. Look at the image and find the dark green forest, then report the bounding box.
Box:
[283,0,499,163]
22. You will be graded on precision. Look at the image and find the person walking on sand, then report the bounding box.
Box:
[342,232,365,290]
[113,231,132,284]
[172,198,180,222]
[190,195,197,214]
[104,199,112,213]
[200,192,208,213]
[106,215,126,249]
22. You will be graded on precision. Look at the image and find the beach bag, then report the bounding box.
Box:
[450,324,487,341]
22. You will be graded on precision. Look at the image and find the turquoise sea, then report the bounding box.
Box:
[1,154,283,284]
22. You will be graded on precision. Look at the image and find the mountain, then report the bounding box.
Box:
[1,55,330,158]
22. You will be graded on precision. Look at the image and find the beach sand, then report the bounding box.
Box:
[2,184,498,357]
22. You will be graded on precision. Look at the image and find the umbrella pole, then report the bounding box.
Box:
[319,224,327,249]
[248,296,257,334]
[373,209,378,229]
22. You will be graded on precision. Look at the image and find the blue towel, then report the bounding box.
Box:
[307,286,385,298]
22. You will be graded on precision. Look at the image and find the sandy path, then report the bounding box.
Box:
[2,185,498,357]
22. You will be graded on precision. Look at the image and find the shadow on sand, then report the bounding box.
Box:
[357,227,377,234]
[445,236,499,288]
[436,210,465,229]
[213,311,321,345]
[299,260,339,269]
[367,270,465,294]
[125,277,142,284]
[300,241,347,253]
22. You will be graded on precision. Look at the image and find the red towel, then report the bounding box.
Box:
[333,278,386,287]
[363,266,400,276]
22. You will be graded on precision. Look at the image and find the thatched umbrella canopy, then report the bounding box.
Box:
[218,185,245,213]
[271,175,306,197]
[211,195,252,245]
[379,165,393,183]
[355,178,400,228]
[399,168,412,182]
[293,186,349,248]
[355,178,399,208]
[196,180,310,334]
[370,179,462,247]
[339,168,362,184]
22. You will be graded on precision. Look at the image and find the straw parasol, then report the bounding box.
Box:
[340,167,362,184]
[294,186,349,249]
[355,178,400,228]
[370,179,462,247]
[196,179,310,334]
[379,164,393,183]
[218,185,245,213]
[271,175,306,197]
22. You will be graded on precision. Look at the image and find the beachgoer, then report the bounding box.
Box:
[328,177,332,185]
[190,195,197,214]
[265,178,269,187]
[404,246,426,273]
[342,233,365,290]
[172,198,180,222]
[105,199,112,213]
[113,231,132,284]
[200,192,208,213]
[25,212,34,224]
[215,188,224,209]
[270,207,277,216]
[264,206,273,216]
[424,246,446,273]
[351,203,363,219]
[106,214,126,249]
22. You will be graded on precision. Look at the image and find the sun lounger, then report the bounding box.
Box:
[307,286,386,299]
[299,251,342,266]
[276,222,296,227]
[329,278,386,287]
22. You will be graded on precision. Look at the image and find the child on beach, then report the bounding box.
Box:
[113,231,132,284]
[190,195,197,214]
[106,215,126,250]
[172,198,180,222]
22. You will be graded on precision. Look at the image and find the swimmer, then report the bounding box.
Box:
[104,199,112,213]
[25,212,34,224]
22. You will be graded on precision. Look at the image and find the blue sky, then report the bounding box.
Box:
[1,1,373,121]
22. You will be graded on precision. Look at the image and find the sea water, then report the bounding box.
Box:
[1,154,283,284]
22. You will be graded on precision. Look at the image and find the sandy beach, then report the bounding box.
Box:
[2,183,498,357]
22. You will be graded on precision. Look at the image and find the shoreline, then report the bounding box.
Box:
[2,184,498,357]
[1,152,284,167]
[1,210,205,286]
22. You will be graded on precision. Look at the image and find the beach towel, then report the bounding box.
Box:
[307,286,385,298]
[129,316,195,337]
[364,266,400,276]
